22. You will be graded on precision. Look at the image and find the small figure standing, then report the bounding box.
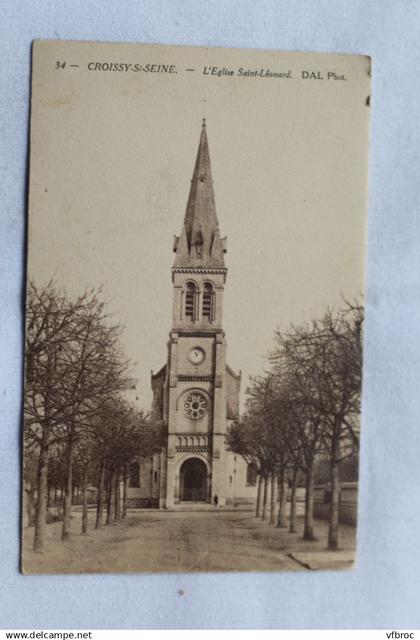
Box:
[213,494,219,507]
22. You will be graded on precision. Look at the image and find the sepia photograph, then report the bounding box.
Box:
[22,40,371,574]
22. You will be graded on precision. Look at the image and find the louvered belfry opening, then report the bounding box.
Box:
[202,283,213,321]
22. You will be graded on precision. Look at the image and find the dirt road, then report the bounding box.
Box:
[22,509,356,574]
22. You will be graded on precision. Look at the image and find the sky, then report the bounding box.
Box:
[28,41,370,410]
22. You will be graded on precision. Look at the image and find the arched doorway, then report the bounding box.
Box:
[179,458,208,502]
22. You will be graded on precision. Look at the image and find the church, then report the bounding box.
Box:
[127,121,257,509]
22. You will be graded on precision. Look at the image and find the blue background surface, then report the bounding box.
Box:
[1,0,420,629]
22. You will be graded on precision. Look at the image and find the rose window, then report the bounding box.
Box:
[184,392,208,419]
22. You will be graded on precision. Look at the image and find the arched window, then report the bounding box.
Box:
[202,283,214,321]
[184,282,196,320]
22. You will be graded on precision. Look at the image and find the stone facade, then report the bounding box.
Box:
[127,122,257,509]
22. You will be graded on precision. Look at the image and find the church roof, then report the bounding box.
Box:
[151,364,167,381]
[225,363,241,380]
[173,121,226,269]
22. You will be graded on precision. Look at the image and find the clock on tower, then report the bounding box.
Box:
[188,347,205,365]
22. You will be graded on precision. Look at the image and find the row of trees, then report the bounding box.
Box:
[24,280,361,554]
[24,281,161,551]
[227,302,363,550]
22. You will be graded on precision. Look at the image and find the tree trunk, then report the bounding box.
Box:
[47,481,51,508]
[95,460,106,529]
[328,449,341,550]
[303,457,315,540]
[122,469,129,520]
[81,468,88,535]
[276,468,287,528]
[61,439,74,540]
[289,466,298,533]
[33,444,49,552]
[106,470,116,525]
[29,479,37,526]
[255,474,262,518]
[53,485,58,506]
[261,475,268,520]
[114,473,122,522]
[269,471,277,524]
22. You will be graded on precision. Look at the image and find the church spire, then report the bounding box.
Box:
[173,121,226,269]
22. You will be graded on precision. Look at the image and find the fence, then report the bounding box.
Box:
[313,482,358,525]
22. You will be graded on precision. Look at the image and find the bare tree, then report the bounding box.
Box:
[315,305,363,549]
[24,281,134,550]
[58,303,134,541]
[227,375,292,527]
[87,399,162,528]
[271,302,363,548]
[25,281,87,551]
[226,416,266,517]
[229,300,363,549]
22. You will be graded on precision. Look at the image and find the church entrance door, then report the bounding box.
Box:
[180,458,208,502]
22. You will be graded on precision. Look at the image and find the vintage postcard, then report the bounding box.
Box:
[23,40,370,574]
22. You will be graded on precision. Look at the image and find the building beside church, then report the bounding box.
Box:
[127,121,257,509]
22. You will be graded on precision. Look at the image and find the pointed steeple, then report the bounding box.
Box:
[173,121,226,269]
